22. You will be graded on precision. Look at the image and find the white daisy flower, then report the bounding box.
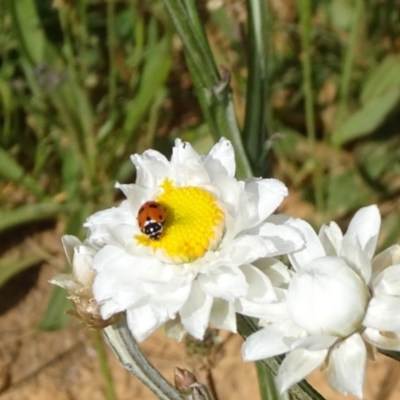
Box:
[242,205,400,398]
[50,236,120,328]
[83,138,304,341]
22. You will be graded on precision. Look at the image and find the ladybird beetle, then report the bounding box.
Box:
[137,201,166,240]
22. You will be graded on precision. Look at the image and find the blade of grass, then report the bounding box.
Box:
[0,148,45,198]
[8,0,46,65]
[92,330,118,400]
[162,0,252,179]
[122,34,172,137]
[298,0,324,212]
[0,203,69,234]
[335,0,364,129]
[39,282,71,331]
[162,0,219,86]
[243,0,269,177]
[107,0,117,112]
[0,254,43,287]
[51,81,97,187]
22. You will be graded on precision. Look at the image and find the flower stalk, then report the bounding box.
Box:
[161,0,252,179]
[244,0,270,177]
[298,0,323,212]
[103,315,184,400]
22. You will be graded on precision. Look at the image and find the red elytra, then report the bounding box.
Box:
[137,201,166,240]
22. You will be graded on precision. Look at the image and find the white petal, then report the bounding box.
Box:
[62,235,82,266]
[372,245,400,280]
[62,236,96,286]
[344,205,380,260]
[150,278,192,316]
[198,266,248,302]
[96,280,146,319]
[209,299,237,332]
[363,294,400,331]
[203,137,235,179]
[290,335,337,351]
[254,258,292,287]
[253,222,305,255]
[234,263,283,320]
[126,304,166,342]
[318,221,343,256]
[240,264,277,302]
[220,235,274,267]
[92,247,174,316]
[340,234,372,283]
[179,280,213,339]
[242,326,291,361]
[93,245,173,281]
[372,264,400,296]
[115,182,152,216]
[71,244,96,286]
[286,219,326,271]
[49,273,80,292]
[362,328,400,351]
[85,201,138,247]
[235,299,289,321]
[276,348,327,393]
[327,333,366,398]
[170,139,209,185]
[131,149,169,188]
[242,178,288,230]
[212,177,246,236]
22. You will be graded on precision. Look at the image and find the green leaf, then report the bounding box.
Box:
[354,139,400,193]
[39,282,71,331]
[256,361,283,400]
[123,35,172,136]
[0,203,68,234]
[243,0,270,176]
[0,147,44,197]
[333,89,400,145]
[162,0,252,179]
[61,148,82,200]
[0,77,13,113]
[9,0,51,65]
[326,169,371,218]
[361,56,400,104]
[0,254,43,287]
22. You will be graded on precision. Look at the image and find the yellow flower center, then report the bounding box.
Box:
[136,180,225,263]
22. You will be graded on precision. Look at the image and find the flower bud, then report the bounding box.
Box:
[287,256,370,337]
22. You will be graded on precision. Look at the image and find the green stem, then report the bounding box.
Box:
[93,330,118,400]
[162,0,219,86]
[103,316,184,400]
[298,0,324,212]
[243,0,269,177]
[162,0,253,179]
[256,361,282,400]
[336,0,363,130]
[107,0,117,111]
